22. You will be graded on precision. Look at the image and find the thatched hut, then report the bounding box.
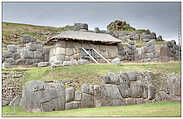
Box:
[45,30,122,63]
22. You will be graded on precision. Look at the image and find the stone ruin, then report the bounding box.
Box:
[2,22,181,68]
[160,40,181,62]
[107,20,136,31]
[9,71,180,112]
[2,35,50,68]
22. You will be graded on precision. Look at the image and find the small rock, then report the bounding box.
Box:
[111,57,120,64]
[2,100,10,106]
[50,61,63,68]
[38,62,49,67]
[7,45,17,53]
[78,59,88,65]
[63,61,73,66]
[2,62,13,68]
[65,101,80,110]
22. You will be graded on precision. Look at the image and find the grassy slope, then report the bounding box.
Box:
[2,62,181,117]
[2,22,73,44]
[2,22,165,46]
[3,61,181,89]
[2,101,181,117]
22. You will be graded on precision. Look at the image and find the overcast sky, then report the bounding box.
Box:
[2,2,181,41]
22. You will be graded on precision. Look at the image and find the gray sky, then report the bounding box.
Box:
[2,2,181,41]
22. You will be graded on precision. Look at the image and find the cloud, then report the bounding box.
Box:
[2,2,181,41]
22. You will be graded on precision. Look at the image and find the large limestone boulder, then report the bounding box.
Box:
[126,71,137,81]
[74,91,82,101]
[117,72,131,97]
[155,91,173,101]
[65,87,75,103]
[7,45,17,53]
[167,74,181,96]
[43,48,50,62]
[21,35,36,43]
[130,81,144,98]
[5,58,15,65]
[20,49,34,59]
[20,80,65,112]
[95,84,124,107]
[80,93,94,108]
[148,84,156,100]
[2,62,13,68]
[34,51,43,59]
[65,101,80,110]
[3,51,13,58]
[101,72,119,84]
[26,42,43,51]
[81,84,94,95]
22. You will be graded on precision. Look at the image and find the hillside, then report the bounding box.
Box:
[2,22,74,45]
[2,21,165,47]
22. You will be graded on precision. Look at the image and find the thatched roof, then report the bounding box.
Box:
[45,30,121,45]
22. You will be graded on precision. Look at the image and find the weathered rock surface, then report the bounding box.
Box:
[78,59,88,65]
[38,62,49,67]
[2,100,10,106]
[63,61,73,66]
[7,45,17,53]
[65,101,80,110]
[74,23,88,31]
[80,93,94,108]
[13,71,180,112]
[20,80,65,112]
[66,87,75,103]
[21,35,36,43]
[111,57,120,64]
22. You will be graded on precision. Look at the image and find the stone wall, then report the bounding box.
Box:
[2,70,26,106]
[160,40,181,62]
[123,38,160,62]
[2,42,50,68]
[49,40,119,64]
[19,71,180,112]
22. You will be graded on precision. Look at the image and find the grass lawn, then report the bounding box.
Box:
[2,101,181,117]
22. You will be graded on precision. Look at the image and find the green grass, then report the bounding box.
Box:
[3,61,180,89]
[2,22,73,45]
[2,101,181,117]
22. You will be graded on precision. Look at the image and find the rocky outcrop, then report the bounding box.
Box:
[160,40,181,61]
[140,39,159,62]
[2,39,50,68]
[17,71,180,112]
[20,35,36,44]
[2,70,26,106]
[126,39,136,61]
[74,23,88,31]
[20,80,65,112]
[107,20,135,31]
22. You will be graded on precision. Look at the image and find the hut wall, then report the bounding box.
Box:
[49,40,118,63]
